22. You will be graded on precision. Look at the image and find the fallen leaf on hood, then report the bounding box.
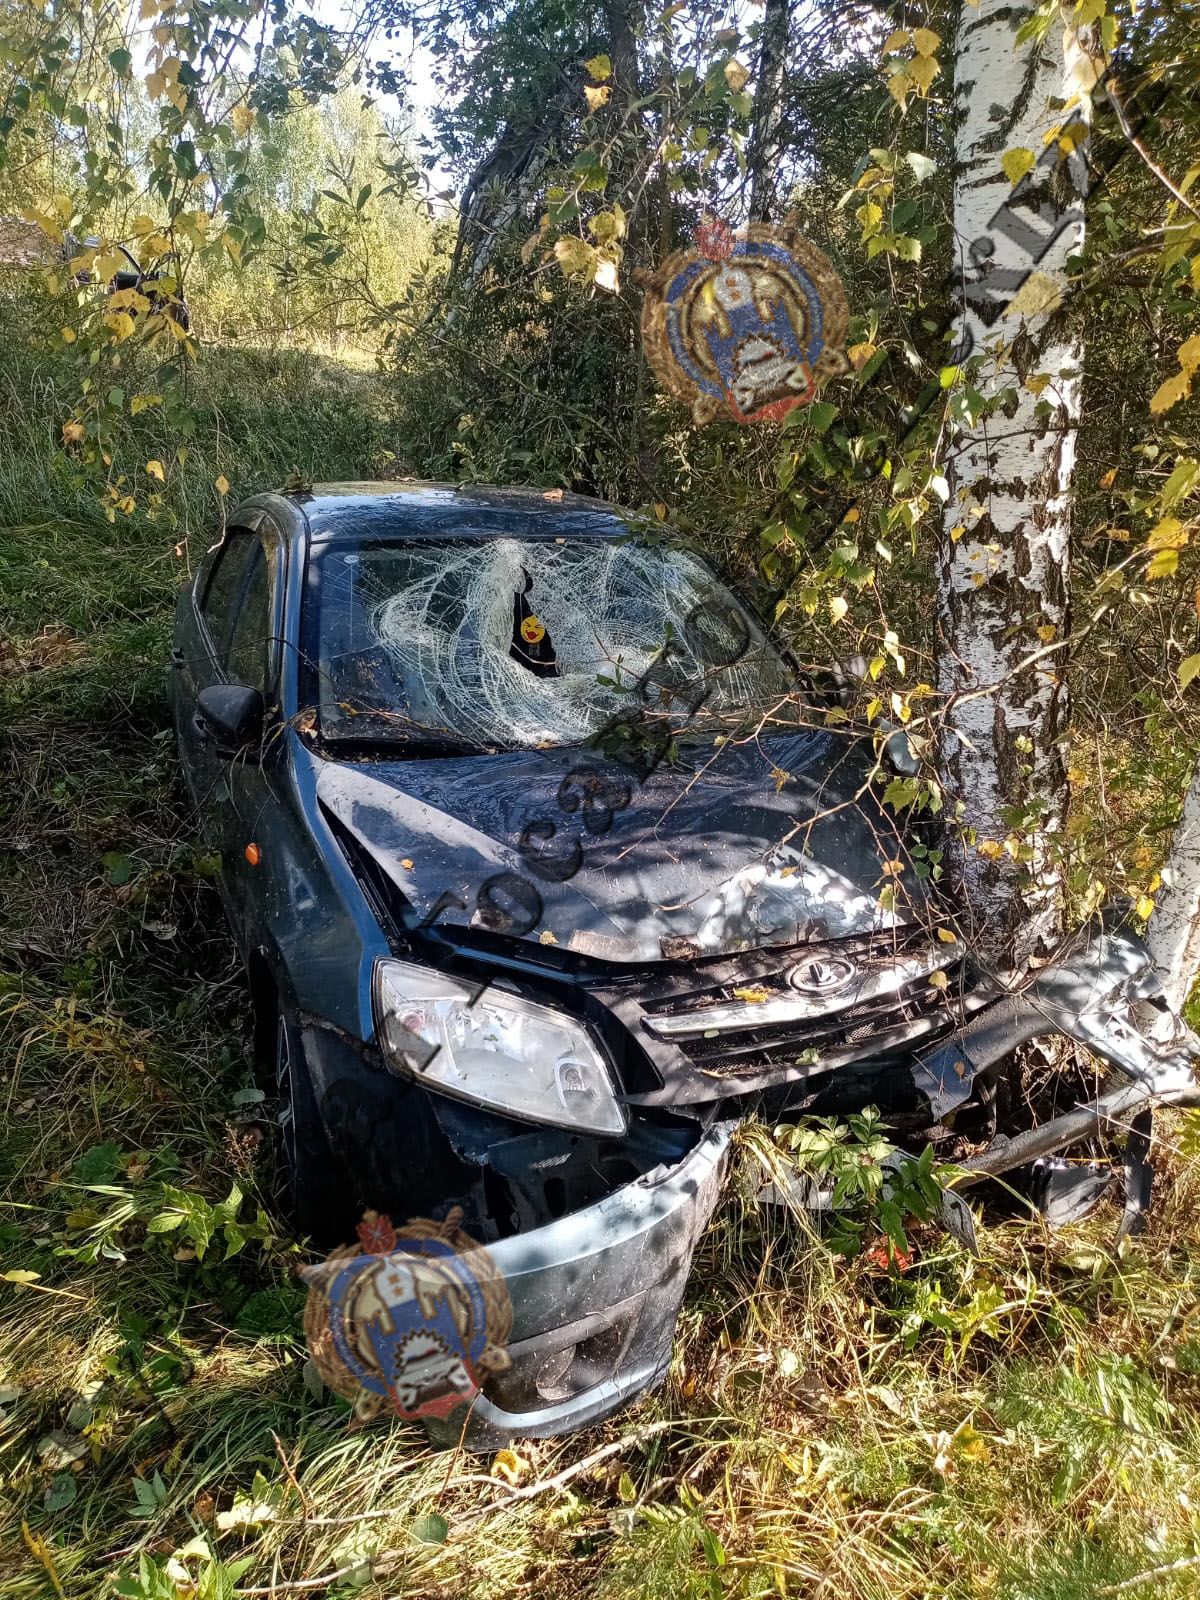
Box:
[733,985,770,1003]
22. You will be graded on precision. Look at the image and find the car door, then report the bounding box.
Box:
[176,517,286,940]
[210,519,289,945]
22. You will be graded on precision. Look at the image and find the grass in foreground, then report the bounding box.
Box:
[2,333,1200,1600]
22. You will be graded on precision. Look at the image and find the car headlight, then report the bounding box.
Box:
[372,959,626,1136]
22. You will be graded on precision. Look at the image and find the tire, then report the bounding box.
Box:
[274,1007,359,1247]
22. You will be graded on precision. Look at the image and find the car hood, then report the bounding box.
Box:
[315,730,925,963]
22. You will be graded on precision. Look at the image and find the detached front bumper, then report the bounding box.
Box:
[447,1121,733,1447]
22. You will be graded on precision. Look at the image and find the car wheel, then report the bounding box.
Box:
[275,1008,357,1247]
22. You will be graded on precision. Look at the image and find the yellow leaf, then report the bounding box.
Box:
[882,30,910,54]
[848,341,877,371]
[1002,147,1036,186]
[139,231,172,261]
[912,27,942,55]
[829,595,849,624]
[724,59,750,93]
[104,310,136,341]
[1007,271,1062,318]
[1100,467,1117,487]
[107,287,151,313]
[1147,548,1179,580]
[585,53,612,80]
[887,72,913,107]
[1147,516,1185,550]
[1036,624,1056,641]
[936,927,958,943]
[977,839,1005,861]
[62,419,85,444]
[1025,373,1052,395]
[1178,334,1200,376]
[93,249,126,285]
[60,326,76,344]
[1150,370,1191,414]
[1180,652,1200,690]
[928,969,949,990]
[166,83,188,113]
[589,208,624,242]
[145,71,166,99]
[539,929,558,945]
[491,1447,530,1483]
[950,523,965,542]
[221,231,242,266]
[117,495,136,515]
[842,507,861,524]
[1135,895,1156,920]
[733,986,770,1003]
[231,102,255,135]
[880,859,904,877]
[145,459,165,482]
[584,84,611,111]
[130,393,162,415]
[215,475,230,496]
[593,255,619,293]
[908,54,940,93]
[554,236,594,276]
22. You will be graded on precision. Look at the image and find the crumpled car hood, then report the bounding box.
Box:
[315,730,924,962]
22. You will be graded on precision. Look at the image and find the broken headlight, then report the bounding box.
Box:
[372,959,626,1136]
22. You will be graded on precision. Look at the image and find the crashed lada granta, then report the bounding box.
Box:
[171,482,1199,1443]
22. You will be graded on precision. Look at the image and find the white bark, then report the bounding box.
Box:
[1146,757,1200,1013]
[749,0,791,223]
[938,4,1096,968]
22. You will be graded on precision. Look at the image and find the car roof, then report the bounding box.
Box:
[266,480,635,543]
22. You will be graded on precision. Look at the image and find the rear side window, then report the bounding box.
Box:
[226,547,270,690]
[201,530,257,655]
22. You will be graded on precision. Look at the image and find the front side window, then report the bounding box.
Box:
[226,546,270,690]
[305,534,796,752]
[201,530,257,658]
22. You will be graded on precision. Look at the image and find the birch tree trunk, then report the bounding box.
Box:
[937,3,1096,969]
[748,0,790,223]
[1145,757,1200,1014]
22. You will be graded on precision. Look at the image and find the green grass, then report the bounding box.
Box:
[3,315,1200,1600]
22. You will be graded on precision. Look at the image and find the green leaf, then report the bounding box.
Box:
[411,1512,449,1544]
[585,54,612,81]
[1180,654,1200,690]
[46,1472,77,1511]
[807,400,837,433]
[101,851,132,886]
[108,48,132,76]
[75,1142,122,1184]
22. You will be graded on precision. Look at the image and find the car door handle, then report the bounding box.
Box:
[170,647,186,670]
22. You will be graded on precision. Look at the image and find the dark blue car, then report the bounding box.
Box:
[171,482,1196,1443]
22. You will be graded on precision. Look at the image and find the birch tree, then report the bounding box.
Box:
[937,3,1100,968]
[748,0,791,222]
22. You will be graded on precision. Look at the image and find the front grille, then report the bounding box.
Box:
[595,928,994,1107]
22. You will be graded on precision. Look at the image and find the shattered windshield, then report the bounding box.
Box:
[306,534,797,752]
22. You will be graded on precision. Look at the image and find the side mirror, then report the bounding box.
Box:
[197,683,263,749]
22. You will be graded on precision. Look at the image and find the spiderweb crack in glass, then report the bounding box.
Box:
[319,538,794,751]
